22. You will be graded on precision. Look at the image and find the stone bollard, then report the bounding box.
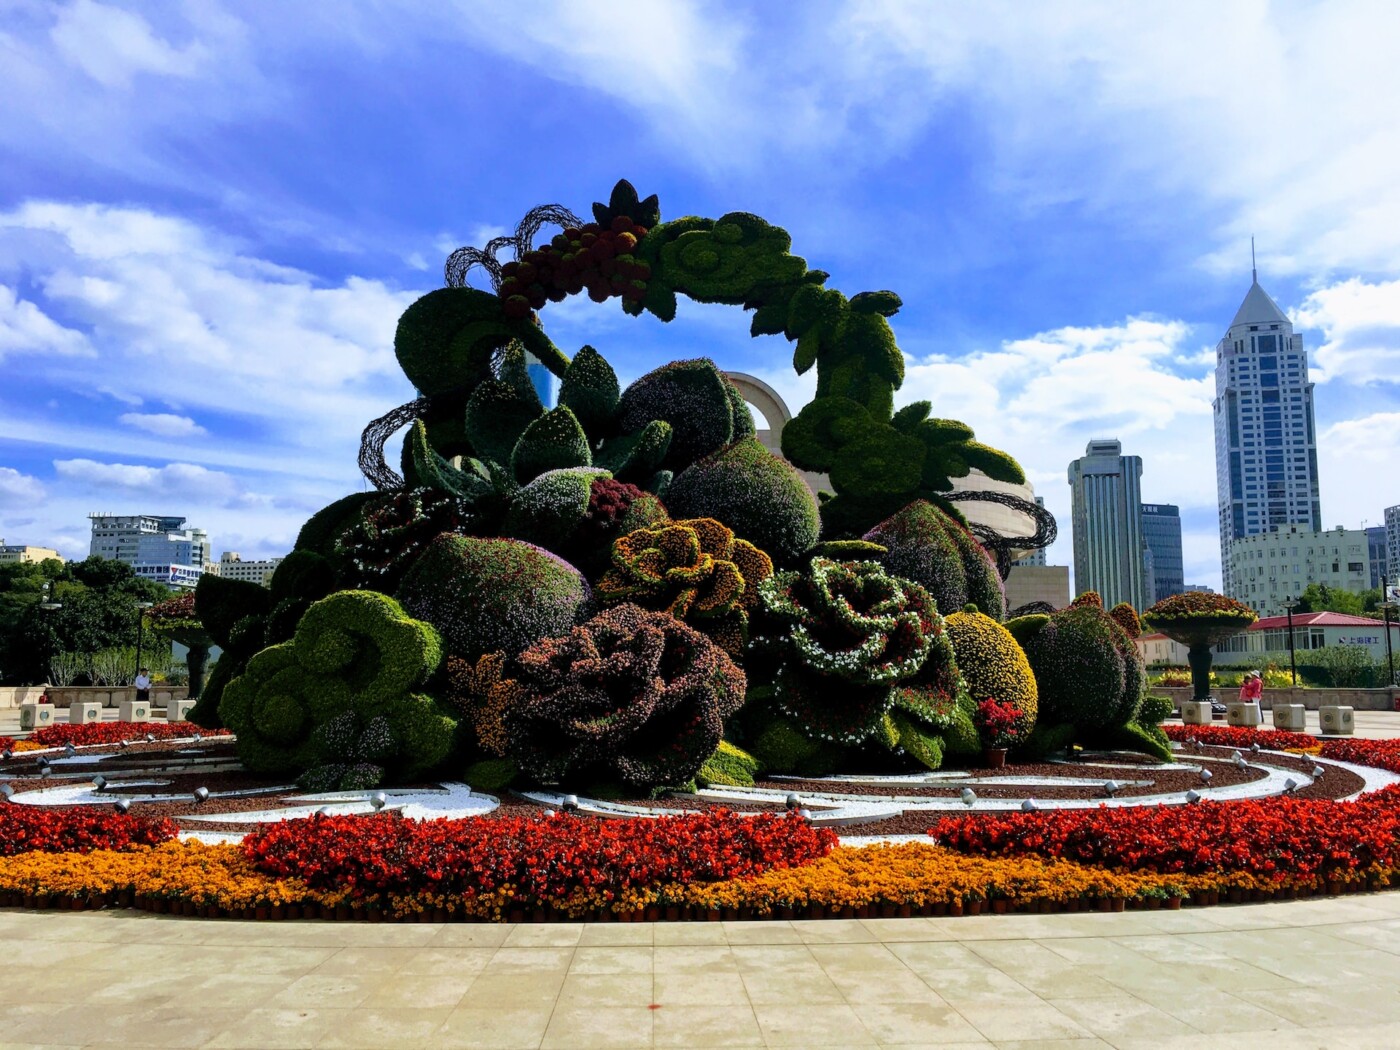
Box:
[68,701,103,726]
[19,702,55,731]
[1319,705,1354,736]
[1271,704,1307,732]
[118,699,151,723]
[166,699,196,723]
[1180,700,1215,725]
[1227,702,1262,727]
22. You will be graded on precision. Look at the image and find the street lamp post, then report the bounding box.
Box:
[1281,596,1299,687]
[1382,600,1397,689]
[133,602,154,683]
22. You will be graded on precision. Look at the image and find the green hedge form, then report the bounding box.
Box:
[1007,603,1143,734]
[219,591,453,786]
[863,500,1005,621]
[395,535,589,663]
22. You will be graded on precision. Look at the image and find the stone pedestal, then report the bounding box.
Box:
[1320,705,1354,735]
[1180,700,1215,725]
[1227,702,1262,727]
[1271,704,1307,732]
[118,699,151,723]
[19,702,54,731]
[68,701,102,726]
[166,699,196,723]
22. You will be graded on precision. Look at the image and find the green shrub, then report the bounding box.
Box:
[615,359,749,472]
[395,535,589,662]
[747,713,845,777]
[1008,604,1142,734]
[457,604,746,788]
[463,757,519,793]
[501,467,611,554]
[294,492,377,563]
[1108,602,1142,639]
[665,437,820,566]
[863,500,1005,621]
[1138,695,1174,726]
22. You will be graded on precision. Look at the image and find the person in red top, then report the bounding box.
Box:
[1239,669,1263,704]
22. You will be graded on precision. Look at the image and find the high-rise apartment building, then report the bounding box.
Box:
[1140,504,1184,604]
[1367,526,1388,591]
[1012,497,1048,567]
[88,514,211,589]
[1213,268,1320,596]
[1068,439,1145,609]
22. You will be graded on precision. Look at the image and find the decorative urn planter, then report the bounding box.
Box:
[982,747,1008,769]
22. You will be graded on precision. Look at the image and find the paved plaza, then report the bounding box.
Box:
[4,709,1400,1048]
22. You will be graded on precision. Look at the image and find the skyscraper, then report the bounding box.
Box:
[1367,525,1388,591]
[1386,505,1400,592]
[1140,503,1184,603]
[1213,265,1320,596]
[1068,439,1145,609]
[1012,497,1049,567]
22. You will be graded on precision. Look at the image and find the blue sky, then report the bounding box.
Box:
[2,1,1400,589]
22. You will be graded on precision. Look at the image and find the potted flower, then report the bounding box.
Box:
[974,697,1021,768]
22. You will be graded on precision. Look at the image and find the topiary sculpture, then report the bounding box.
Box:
[614,358,754,473]
[395,535,589,663]
[596,518,773,657]
[1006,596,1162,760]
[1141,591,1258,702]
[862,500,1005,621]
[219,591,453,787]
[943,607,1038,741]
[145,593,215,702]
[1109,602,1142,639]
[665,437,820,567]
[757,558,938,745]
[336,487,477,592]
[454,603,745,788]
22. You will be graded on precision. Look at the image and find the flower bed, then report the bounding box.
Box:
[27,722,232,747]
[0,805,177,857]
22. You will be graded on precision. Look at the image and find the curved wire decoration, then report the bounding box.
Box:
[358,396,431,491]
[943,490,1058,580]
[444,203,585,291]
[1008,600,1058,617]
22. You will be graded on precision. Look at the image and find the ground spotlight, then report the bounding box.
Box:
[1200,768,1213,783]
[798,808,812,820]
[561,794,580,812]
[63,743,76,758]
[785,793,800,811]
[113,798,131,814]
[370,791,388,811]
[1284,778,1299,793]
[144,733,155,744]
[1020,799,1038,813]
[192,786,210,805]
[1185,790,1202,804]
[1250,742,1261,754]
[0,784,14,802]
[1,749,11,762]
[1311,765,1326,778]
[960,788,977,807]
[91,775,106,790]
[1232,751,1248,769]
[119,739,131,749]
[1102,780,1119,798]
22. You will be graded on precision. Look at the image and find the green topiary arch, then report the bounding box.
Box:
[366,180,1028,543]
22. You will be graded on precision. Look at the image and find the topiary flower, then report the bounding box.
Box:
[597,518,773,656]
[1109,602,1142,639]
[219,591,454,786]
[757,558,938,743]
[1007,603,1143,734]
[335,488,475,591]
[943,607,1038,740]
[453,604,745,788]
[614,358,753,473]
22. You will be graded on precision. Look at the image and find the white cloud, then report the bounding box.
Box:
[50,0,208,88]
[55,458,242,501]
[118,412,207,438]
[1293,277,1400,387]
[0,284,92,360]
[0,467,46,505]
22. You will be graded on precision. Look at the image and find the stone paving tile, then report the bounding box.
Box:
[540,1003,654,1049]
[751,1001,877,1046]
[651,1004,765,1048]
[848,1001,987,1044]
[568,945,656,974]
[1132,986,1300,1034]
[576,922,656,946]
[205,1007,345,1049]
[1047,994,1199,1041]
[434,1005,552,1049]
[652,970,750,1006]
[555,972,654,1007]
[314,1005,453,1049]
[946,999,1094,1043]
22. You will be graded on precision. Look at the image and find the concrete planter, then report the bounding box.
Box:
[18,703,55,731]
[1272,704,1307,731]
[68,701,103,725]
[1227,702,1262,727]
[1152,684,1399,711]
[1319,706,1354,735]
[1180,700,1215,725]
[166,699,196,723]
[117,700,151,723]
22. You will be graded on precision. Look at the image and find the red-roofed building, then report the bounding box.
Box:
[1138,611,1400,668]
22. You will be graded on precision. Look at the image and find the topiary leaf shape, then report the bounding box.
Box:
[592,178,661,228]
[557,344,620,440]
[595,419,673,480]
[511,406,592,483]
[409,420,495,502]
[497,342,542,405]
[464,377,544,466]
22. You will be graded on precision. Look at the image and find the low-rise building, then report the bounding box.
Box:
[0,543,63,565]
[1226,523,1370,618]
[1213,611,1400,667]
[1004,564,1070,613]
[215,552,284,587]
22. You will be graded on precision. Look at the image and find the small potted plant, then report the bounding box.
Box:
[975,697,1021,768]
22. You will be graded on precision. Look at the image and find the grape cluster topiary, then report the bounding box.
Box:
[862,500,1005,621]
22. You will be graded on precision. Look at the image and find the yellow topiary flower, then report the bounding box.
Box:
[944,607,1038,736]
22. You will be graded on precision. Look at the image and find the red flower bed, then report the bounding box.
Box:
[243,809,836,906]
[1318,738,1400,774]
[28,722,231,747]
[1161,723,1315,751]
[0,805,177,857]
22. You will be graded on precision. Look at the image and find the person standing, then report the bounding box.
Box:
[1239,669,1263,706]
[134,667,151,705]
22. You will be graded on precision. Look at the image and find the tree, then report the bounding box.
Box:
[1294,584,1365,617]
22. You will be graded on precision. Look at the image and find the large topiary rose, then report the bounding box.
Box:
[219,591,453,787]
[597,518,772,657]
[453,603,745,787]
[757,558,938,744]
